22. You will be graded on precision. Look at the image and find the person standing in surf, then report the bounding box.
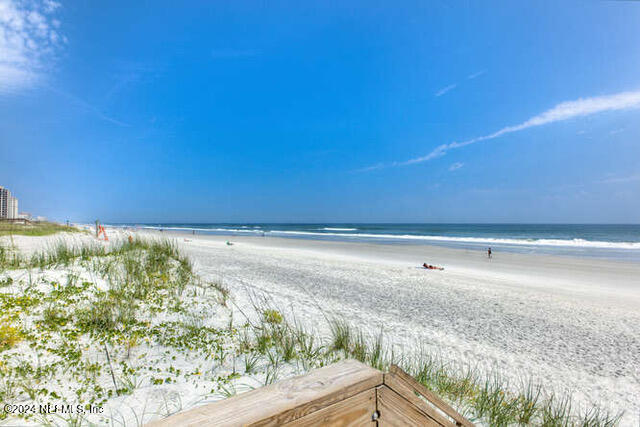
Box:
[488,247,492,259]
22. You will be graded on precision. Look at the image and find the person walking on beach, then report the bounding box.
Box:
[487,247,492,259]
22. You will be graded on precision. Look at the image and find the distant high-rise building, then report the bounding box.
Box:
[0,187,8,218]
[8,196,18,219]
[0,186,19,219]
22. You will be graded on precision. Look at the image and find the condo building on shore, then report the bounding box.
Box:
[0,186,19,219]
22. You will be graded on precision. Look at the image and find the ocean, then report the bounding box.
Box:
[110,223,640,261]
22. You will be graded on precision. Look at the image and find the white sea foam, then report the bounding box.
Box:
[267,230,640,249]
[113,225,640,250]
[320,227,358,231]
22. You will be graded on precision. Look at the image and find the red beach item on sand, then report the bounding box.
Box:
[97,225,109,241]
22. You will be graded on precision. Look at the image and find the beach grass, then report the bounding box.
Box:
[0,221,84,237]
[0,238,234,424]
[0,235,181,272]
[0,237,623,426]
[237,304,623,426]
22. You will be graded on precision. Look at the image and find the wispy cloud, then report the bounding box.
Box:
[449,162,464,171]
[0,0,65,94]
[434,70,486,98]
[435,83,457,97]
[599,173,640,184]
[362,89,640,171]
[46,86,130,127]
[467,70,486,80]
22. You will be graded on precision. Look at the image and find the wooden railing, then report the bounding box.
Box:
[147,359,474,426]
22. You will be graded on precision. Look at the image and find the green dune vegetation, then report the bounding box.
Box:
[0,238,622,426]
[0,221,84,237]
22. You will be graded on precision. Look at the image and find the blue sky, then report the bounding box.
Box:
[1,0,639,223]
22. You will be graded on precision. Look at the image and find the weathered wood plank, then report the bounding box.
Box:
[284,388,375,426]
[377,385,440,427]
[146,359,383,427]
[387,365,474,427]
[384,372,452,426]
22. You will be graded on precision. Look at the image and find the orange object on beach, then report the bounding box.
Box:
[97,225,109,241]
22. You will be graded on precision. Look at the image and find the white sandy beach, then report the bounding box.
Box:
[3,228,640,425]
[162,231,640,424]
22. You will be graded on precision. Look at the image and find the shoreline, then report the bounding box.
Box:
[105,223,640,262]
[159,228,640,422]
[159,228,640,306]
